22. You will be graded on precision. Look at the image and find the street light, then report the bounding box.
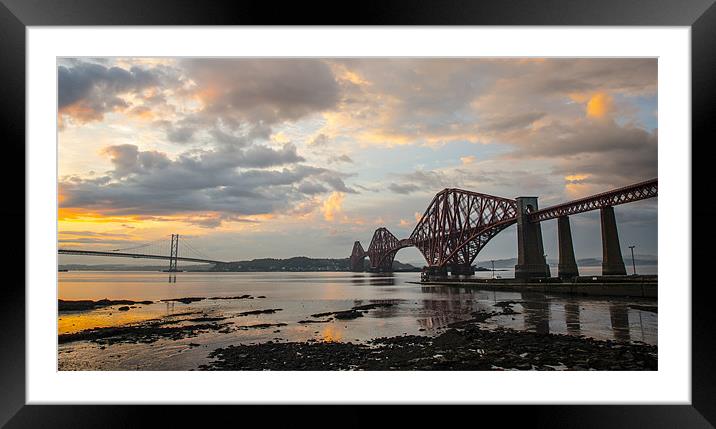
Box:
[628,245,637,275]
[491,259,495,279]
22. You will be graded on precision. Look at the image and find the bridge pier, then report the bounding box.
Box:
[350,256,365,272]
[514,197,551,279]
[423,266,448,280]
[450,264,475,276]
[557,215,579,279]
[600,206,627,275]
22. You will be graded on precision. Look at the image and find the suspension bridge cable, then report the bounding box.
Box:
[109,237,166,253]
[181,239,212,260]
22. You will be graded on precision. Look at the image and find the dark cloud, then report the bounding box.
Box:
[102,144,171,178]
[297,182,329,195]
[181,59,340,126]
[388,183,420,194]
[481,112,546,133]
[505,119,657,186]
[60,144,352,226]
[58,61,174,123]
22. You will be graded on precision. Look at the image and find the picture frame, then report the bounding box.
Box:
[2,0,712,426]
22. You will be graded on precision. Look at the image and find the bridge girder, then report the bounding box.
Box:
[363,228,414,271]
[528,178,658,222]
[410,189,518,268]
[350,241,367,271]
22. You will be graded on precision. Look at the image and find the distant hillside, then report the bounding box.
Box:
[211,257,419,272]
[58,263,211,271]
[474,255,657,269]
[59,258,419,272]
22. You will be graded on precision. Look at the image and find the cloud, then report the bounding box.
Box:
[180,59,340,127]
[328,154,354,164]
[321,192,345,221]
[388,183,420,194]
[60,144,352,227]
[308,133,330,146]
[58,61,175,124]
[58,58,657,259]
[101,144,171,178]
[585,92,614,119]
[502,119,657,185]
[317,58,656,148]
[460,155,476,165]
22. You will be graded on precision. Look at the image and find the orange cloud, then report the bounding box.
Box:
[321,192,345,221]
[564,173,590,184]
[586,92,614,119]
[564,174,597,198]
[128,105,155,120]
[59,102,106,124]
[460,155,476,165]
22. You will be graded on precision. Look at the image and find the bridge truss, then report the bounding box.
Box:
[352,178,658,271]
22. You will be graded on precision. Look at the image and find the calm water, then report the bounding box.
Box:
[58,270,658,370]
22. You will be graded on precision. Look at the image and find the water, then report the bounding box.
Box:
[58,270,658,370]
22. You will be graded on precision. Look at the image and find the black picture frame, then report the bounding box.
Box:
[2,0,712,426]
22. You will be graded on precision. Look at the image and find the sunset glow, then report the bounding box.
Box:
[58,58,657,262]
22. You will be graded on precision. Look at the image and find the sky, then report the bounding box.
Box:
[57,58,657,266]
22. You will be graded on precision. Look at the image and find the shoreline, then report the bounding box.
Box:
[58,301,657,371]
[202,306,657,371]
[414,276,657,298]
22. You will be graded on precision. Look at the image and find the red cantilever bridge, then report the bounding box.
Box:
[350,178,657,279]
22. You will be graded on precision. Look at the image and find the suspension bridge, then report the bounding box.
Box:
[350,178,658,280]
[58,234,227,271]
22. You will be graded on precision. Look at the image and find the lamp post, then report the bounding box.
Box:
[628,245,637,275]
[491,259,495,279]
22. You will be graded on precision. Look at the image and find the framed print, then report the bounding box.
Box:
[2,0,713,426]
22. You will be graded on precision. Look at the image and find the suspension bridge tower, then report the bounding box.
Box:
[166,234,180,272]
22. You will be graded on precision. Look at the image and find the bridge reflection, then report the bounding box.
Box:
[521,292,550,335]
[349,274,397,286]
[409,286,654,344]
[564,300,581,335]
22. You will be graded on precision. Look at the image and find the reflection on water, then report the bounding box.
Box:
[609,303,631,342]
[321,325,343,343]
[58,271,657,370]
[564,301,581,335]
[521,292,550,335]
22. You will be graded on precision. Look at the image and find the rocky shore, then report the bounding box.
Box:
[201,311,657,371]
[58,298,657,371]
[58,298,153,312]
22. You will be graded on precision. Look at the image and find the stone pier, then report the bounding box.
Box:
[450,264,475,276]
[514,197,551,279]
[600,206,627,275]
[557,215,579,279]
[423,265,448,280]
